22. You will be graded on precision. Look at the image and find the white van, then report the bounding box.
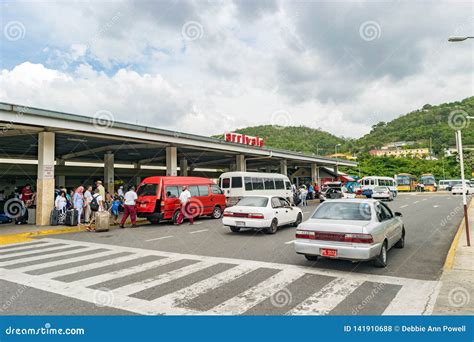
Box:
[439,179,461,191]
[219,172,293,206]
[360,176,398,197]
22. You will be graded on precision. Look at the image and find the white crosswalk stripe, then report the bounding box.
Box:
[0,238,441,316]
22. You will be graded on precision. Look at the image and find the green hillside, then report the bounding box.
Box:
[354,97,474,154]
[215,125,345,156]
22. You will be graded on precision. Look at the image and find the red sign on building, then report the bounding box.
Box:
[225,133,264,147]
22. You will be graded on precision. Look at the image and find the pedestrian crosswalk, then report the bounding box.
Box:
[0,238,441,316]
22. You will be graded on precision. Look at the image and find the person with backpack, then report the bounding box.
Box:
[86,189,104,231]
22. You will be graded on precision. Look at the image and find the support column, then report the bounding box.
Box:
[36,132,55,226]
[235,154,246,172]
[265,166,272,173]
[133,162,141,187]
[333,164,339,180]
[311,163,318,183]
[166,146,178,176]
[180,158,188,176]
[280,160,287,176]
[104,152,114,194]
[55,158,65,188]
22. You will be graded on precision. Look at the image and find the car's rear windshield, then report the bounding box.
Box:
[374,187,386,191]
[236,197,268,207]
[312,202,371,221]
[137,184,158,196]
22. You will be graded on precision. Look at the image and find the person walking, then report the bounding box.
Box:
[83,185,93,224]
[299,185,308,207]
[120,186,138,228]
[73,186,85,224]
[87,189,105,231]
[177,186,193,225]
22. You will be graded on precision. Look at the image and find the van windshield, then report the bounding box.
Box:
[137,184,158,196]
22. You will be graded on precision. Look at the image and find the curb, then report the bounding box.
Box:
[0,219,149,246]
[443,199,472,270]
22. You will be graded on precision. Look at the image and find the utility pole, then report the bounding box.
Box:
[456,130,471,247]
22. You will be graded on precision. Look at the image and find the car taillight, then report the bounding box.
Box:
[296,230,316,239]
[248,213,264,219]
[344,233,373,243]
[223,212,234,217]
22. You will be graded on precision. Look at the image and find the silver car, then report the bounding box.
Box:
[294,199,405,267]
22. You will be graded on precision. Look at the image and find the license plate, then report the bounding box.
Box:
[140,204,147,208]
[321,248,337,257]
[236,221,246,227]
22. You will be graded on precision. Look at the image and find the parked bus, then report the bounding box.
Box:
[395,173,417,192]
[419,173,437,192]
[360,176,398,197]
[218,172,292,206]
[439,179,462,191]
[136,176,227,224]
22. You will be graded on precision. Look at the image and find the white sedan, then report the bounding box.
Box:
[294,199,405,267]
[371,186,394,201]
[223,196,303,234]
[451,183,473,195]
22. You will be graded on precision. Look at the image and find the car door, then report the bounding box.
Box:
[278,197,294,224]
[379,202,399,247]
[270,197,284,225]
[373,202,392,242]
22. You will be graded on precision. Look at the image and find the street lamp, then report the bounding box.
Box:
[335,143,341,155]
[448,34,473,247]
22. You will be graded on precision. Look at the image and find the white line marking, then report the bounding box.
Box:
[413,201,419,204]
[383,281,442,315]
[207,269,304,315]
[433,205,439,208]
[284,240,296,245]
[288,277,361,315]
[145,236,174,242]
[400,205,409,208]
[114,261,216,296]
[189,229,209,234]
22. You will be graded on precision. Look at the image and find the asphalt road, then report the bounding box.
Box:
[0,193,464,315]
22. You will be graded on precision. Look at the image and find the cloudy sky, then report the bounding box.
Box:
[0,0,473,138]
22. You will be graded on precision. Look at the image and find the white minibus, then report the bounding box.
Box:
[360,176,398,197]
[218,172,292,206]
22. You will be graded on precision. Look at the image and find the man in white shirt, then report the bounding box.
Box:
[120,186,138,228]
[177,186,193,225]
[83,185,93,223]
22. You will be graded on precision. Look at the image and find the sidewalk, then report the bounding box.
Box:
[433,205,474,315]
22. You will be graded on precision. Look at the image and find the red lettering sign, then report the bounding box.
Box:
[224,133,264,147]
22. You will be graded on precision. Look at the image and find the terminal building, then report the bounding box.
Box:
[0,102,357,226]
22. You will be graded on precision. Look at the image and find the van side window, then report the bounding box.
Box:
[264,178,275,190]
[221,178,230,189]
[252,177,264,190]
[189,186,200,197]
[285,181,291,190]
[275,179,284,189]
[198,185,209,196]
[211,184,223,194]
[231,177,243,188]
[244,177,253,191]
[166,186,179,198]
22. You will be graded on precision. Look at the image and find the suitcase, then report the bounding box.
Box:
[65,209,79,226]
[27,208,36,225]
[51,208,66,226]
[94,211,110,232]
[0,213,12,224]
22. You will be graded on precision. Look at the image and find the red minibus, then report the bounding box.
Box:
[136,176,226,224]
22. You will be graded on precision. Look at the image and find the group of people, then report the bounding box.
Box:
[291,182,320,207]
[54,181,139,230]
[0,184,36,224]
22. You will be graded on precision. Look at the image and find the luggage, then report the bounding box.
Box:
[65,209,79,226]
[15,208,28,225]
[27,208,36,225]
[94,211,110,232]
[0,214,12,224]
[50,208,66,226]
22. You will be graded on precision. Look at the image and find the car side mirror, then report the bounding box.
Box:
[394,212,402,217]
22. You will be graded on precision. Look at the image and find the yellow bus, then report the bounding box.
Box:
[396,173,417,192]
[419,173,437,192]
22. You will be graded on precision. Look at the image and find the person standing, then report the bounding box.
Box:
[55,191,67,210]
[120,186,138,228]
[117,185,124,198]
[83,185,93,224]
[87,189,105,231]
[177,186,193,225]
[96,180,106,200]
[73,186,85,224]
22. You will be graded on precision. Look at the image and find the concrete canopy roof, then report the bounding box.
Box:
[0,102,357,169]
